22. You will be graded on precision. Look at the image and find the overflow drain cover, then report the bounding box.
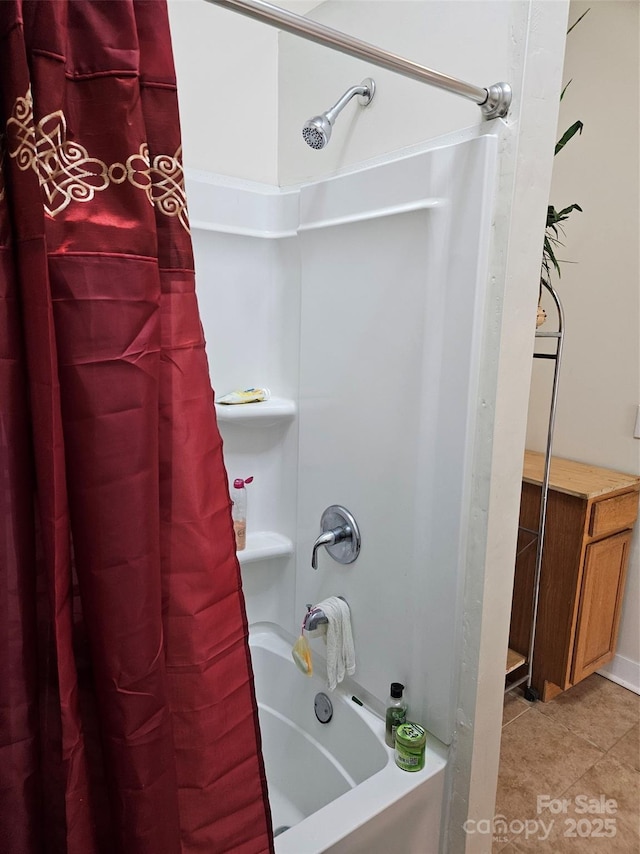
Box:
[314,692,333,723]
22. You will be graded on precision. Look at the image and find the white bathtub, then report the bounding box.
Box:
[249,624,448,854]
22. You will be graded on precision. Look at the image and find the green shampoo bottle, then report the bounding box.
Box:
[385,682,407,748]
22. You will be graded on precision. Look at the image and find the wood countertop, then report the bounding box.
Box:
[523,450,640,500]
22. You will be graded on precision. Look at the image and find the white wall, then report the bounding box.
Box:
[526,0,640,691]
[167,0,322,182]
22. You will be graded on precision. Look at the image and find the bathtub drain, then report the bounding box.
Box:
[314,692,333,723]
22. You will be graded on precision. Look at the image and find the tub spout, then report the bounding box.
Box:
[303,603,328,632]
[303,597,348,631]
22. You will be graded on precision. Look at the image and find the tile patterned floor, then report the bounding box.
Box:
[493,675,639,853]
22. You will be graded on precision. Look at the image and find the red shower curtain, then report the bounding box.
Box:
[0,2,273,852]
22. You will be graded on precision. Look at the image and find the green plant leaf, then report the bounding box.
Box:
[544,236,562,277]
[555,203,583,218]
[555,121,584,155]
[560,79,573,101]
[567,7,590,35]
[542,10,588,286]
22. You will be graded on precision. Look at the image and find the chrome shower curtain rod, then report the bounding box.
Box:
[205,0,511,119]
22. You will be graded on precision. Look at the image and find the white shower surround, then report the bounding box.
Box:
[168,1,573,847]
[189,129,497,757]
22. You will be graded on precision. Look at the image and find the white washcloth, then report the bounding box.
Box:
[316,596,356,690]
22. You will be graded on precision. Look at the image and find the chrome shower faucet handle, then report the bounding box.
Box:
[311,505,361,569]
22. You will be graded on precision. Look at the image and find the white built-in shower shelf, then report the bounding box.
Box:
[215,397,297,426]
[237,531,294,564]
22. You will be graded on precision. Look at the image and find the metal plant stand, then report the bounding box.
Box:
[506,280,564,700]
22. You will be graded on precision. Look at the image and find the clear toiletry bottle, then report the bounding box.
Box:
[231,476,253,551]
[385,682,407,748]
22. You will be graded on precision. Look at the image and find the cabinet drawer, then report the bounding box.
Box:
[589,491,639,538]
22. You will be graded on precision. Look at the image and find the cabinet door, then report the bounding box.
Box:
[571,530,632,684]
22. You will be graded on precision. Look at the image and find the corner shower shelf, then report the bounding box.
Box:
[237,531,294,564]
[215,397,297,426]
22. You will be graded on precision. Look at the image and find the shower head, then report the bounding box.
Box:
[302,78,375,150]
[302,114,333,150]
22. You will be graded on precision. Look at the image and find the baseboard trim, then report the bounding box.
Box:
[597,653,640,695]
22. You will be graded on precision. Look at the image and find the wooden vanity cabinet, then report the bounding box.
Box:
[509,451,640,702]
